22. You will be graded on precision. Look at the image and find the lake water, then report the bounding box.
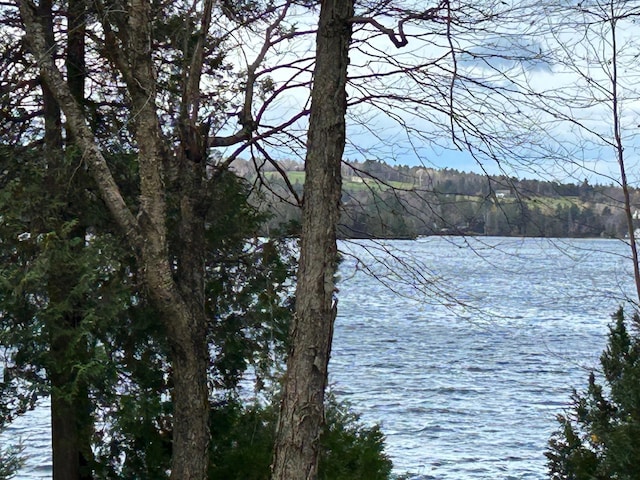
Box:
[2,237,635,479]
[331,236,634,479]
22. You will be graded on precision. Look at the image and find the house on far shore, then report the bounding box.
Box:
[495,189,511,199]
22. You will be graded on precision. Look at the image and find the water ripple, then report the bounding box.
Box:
[331,237,631,479]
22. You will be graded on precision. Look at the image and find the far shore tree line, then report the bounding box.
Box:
[245,159,638,239]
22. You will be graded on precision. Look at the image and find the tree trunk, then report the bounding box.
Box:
[271,1,354,479]
[164,303,209,480]
[18,1,211,477]
[124,1,210,476]
[49,344,94,480]
[608,11,640,304]
[38,0,94,477]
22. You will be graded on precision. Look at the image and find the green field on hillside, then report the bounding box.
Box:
[262,171,415,192]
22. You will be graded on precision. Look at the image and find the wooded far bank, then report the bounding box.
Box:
[236,159,639,239]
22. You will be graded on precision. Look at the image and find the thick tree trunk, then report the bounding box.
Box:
[125,1,210,476]
[50,395,82,479]
[271,1,354,479]
[38,0,94,477]
[164,303,209,480]
[48,256,94,480]
[50,348,94,480]
[18,1,211,478]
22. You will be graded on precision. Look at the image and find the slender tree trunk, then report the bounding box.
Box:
[271,1,354,479]
[164,303,209,480]
[608,7,640,304]
[38,0,61,154]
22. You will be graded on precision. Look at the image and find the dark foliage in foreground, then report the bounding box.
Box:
[547,308,640,480]
[208,395,392,480]
[0,144,393,478]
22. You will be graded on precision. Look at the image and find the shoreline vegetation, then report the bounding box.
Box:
[235,159,637,240]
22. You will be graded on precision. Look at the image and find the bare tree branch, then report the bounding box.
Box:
[350,1,448,48]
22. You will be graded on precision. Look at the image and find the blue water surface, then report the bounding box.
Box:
[2,237,634,479]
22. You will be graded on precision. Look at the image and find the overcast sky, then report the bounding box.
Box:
[219,1,640,184]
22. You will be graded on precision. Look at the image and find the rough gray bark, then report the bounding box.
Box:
[17,1,209,478]
[271,1,354,479]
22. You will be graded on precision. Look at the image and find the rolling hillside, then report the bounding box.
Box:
[236,160,635,239]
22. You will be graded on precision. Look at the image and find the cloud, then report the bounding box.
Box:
[457,36,553,73]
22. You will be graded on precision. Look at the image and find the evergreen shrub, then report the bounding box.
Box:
[0,436,23,480]
[547,307,640,480]
[208,395,392,480]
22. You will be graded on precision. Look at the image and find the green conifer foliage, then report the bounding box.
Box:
[0,438,23,480]
[207,396,392,480]
[547,308,640,480]
[1,146,393,478]
[0,144,127,419]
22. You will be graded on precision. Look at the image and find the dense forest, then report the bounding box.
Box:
[236,159,638,239]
